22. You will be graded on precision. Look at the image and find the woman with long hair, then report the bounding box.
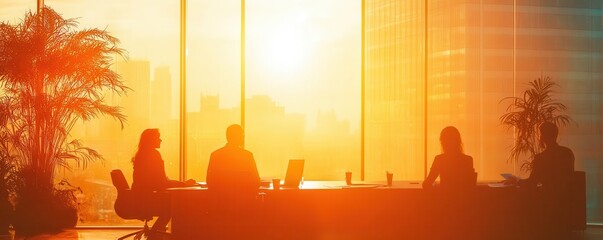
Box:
[131,128,195,234]
[422,126,474,188]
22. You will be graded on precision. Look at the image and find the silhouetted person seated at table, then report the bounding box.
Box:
[423,126,475,189]
[505,122,575,239]
[422,126,476,239]
[207,124,260,193]
[506,122,575,189]
[205,124,261,239]
[131,128,195,235]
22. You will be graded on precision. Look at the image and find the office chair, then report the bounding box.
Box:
[440,171,478,189]
[111,169,171,240]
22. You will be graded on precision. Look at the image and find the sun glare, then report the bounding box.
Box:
[261,30,306,72]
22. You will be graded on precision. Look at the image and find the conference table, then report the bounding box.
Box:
[168,177,585,240]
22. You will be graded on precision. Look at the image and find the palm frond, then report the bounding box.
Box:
[56,139,103,171]
[499,75,573,172]
[0,7,128,200]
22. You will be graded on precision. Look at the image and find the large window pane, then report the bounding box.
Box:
[246,0,361,181]
[426,0,515,182]
[186,0,241,183]
[512,0,603,223]
[364,4,603,227]
[425,0,603,223]
[47,0,181,226]
[365,0,426,181]
[0,1,35,22]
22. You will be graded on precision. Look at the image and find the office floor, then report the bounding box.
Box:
[3,227,603,240]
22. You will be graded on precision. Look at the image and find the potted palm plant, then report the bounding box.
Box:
[0,7,127,235]
[500,75,572,172]
[0,152,15,236]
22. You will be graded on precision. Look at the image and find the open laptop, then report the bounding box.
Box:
[283,159,305,189]
[501,173,518,181]
[487,173,517,187]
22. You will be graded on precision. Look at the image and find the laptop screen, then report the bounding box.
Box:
[284,159,305,188]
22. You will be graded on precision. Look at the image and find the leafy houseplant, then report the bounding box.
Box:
[0,7,127,235]
[500,76,572,172]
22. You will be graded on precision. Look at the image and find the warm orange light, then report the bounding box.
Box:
[259,29,307,73]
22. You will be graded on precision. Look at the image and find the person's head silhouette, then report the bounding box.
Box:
[440,126,463,154]
[226,124,244,147]
[539,122,558,147]
[139,128,161,150]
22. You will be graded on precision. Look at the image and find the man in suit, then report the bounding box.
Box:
[508,122,575,239]
[205,124,261,239]
[516,122,574,189]
[206,124,260,192]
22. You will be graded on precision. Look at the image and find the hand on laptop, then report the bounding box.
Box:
[502,175,519,185]
[500,173,519,185]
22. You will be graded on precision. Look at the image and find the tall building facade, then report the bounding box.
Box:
[365,0,427,181]
[365,0,603,221]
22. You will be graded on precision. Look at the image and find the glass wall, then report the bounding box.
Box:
[186,0,242,183]
[46,0,181,226]
[365,0,603,223]
[245,0,361,181]
[511,0,603,223]
[426,0,516,181]
[365,0,426,181]
[0,0,35,21]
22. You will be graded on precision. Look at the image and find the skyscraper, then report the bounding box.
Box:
[365,0,427,181]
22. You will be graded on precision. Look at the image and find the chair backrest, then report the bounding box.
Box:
[111,169,130,191]
[111,169,151,221]
[441,170,477,189]
[459,171,477,188]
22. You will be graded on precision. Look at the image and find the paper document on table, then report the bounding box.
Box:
[488,182,513,188]
[322,184,345,189]
[342,184,385,189]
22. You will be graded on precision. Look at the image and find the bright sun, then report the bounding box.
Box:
[261,31,306,72]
